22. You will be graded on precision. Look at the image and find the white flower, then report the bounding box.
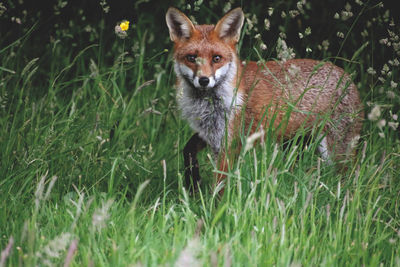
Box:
[368,105,381,121]
[321,40,330,51]
[260,43,267,50]
[297,1,305,13]
[355,0,363,5]
[264,18,270,30]
[289,10,299,18]
[0,2,6,16]
[379,38,389,46]
[388,122,399,130]
[386,90,396,99]
[367,67,376,75]
[381,64,390,75]
[341,11,353,21]
[268,7,274,16]
[276,38,295,62]
[361,30,368,37]
[377,119,386,130]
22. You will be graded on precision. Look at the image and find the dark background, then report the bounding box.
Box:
[1,0,398,60]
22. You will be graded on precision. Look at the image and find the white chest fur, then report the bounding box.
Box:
[175,61,241,154]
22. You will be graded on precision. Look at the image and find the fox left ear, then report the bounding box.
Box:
[166,7,195,42]
[215,8,244,43]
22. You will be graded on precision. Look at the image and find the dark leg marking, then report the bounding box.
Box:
[183,133,207,193]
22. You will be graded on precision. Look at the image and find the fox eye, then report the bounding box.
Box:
[186,54,197,63]
[212,55,222,63]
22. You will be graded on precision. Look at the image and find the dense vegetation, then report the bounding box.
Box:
[1,0,399,266]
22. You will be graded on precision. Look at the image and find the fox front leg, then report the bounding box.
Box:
[183,133,207,192]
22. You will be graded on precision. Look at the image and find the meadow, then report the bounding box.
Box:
[1,0,399,266]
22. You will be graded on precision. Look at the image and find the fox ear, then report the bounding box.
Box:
[166,7,195,42]
[215,8,244,42]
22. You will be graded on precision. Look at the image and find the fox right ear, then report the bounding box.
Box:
[166,7,195,42]
[215,8,244,43]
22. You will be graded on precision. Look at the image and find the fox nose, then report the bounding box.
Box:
[198,76,210,87]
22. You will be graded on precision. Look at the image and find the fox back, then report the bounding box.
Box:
[166,7,363,191]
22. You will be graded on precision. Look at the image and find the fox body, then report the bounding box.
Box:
[166,7,363,191]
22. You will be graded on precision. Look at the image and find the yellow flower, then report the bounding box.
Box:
[120,21,129,31]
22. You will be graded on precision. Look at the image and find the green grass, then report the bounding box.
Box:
[1,14,400,267]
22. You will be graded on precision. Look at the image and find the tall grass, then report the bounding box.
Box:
[1,0,400,266]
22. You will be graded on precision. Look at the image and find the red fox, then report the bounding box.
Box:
[166,7,363,192]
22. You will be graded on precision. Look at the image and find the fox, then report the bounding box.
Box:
[166,7,364,192]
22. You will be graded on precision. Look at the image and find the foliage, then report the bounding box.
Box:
[0,0,399,266]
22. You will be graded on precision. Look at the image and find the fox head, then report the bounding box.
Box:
[166,7,244,92]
